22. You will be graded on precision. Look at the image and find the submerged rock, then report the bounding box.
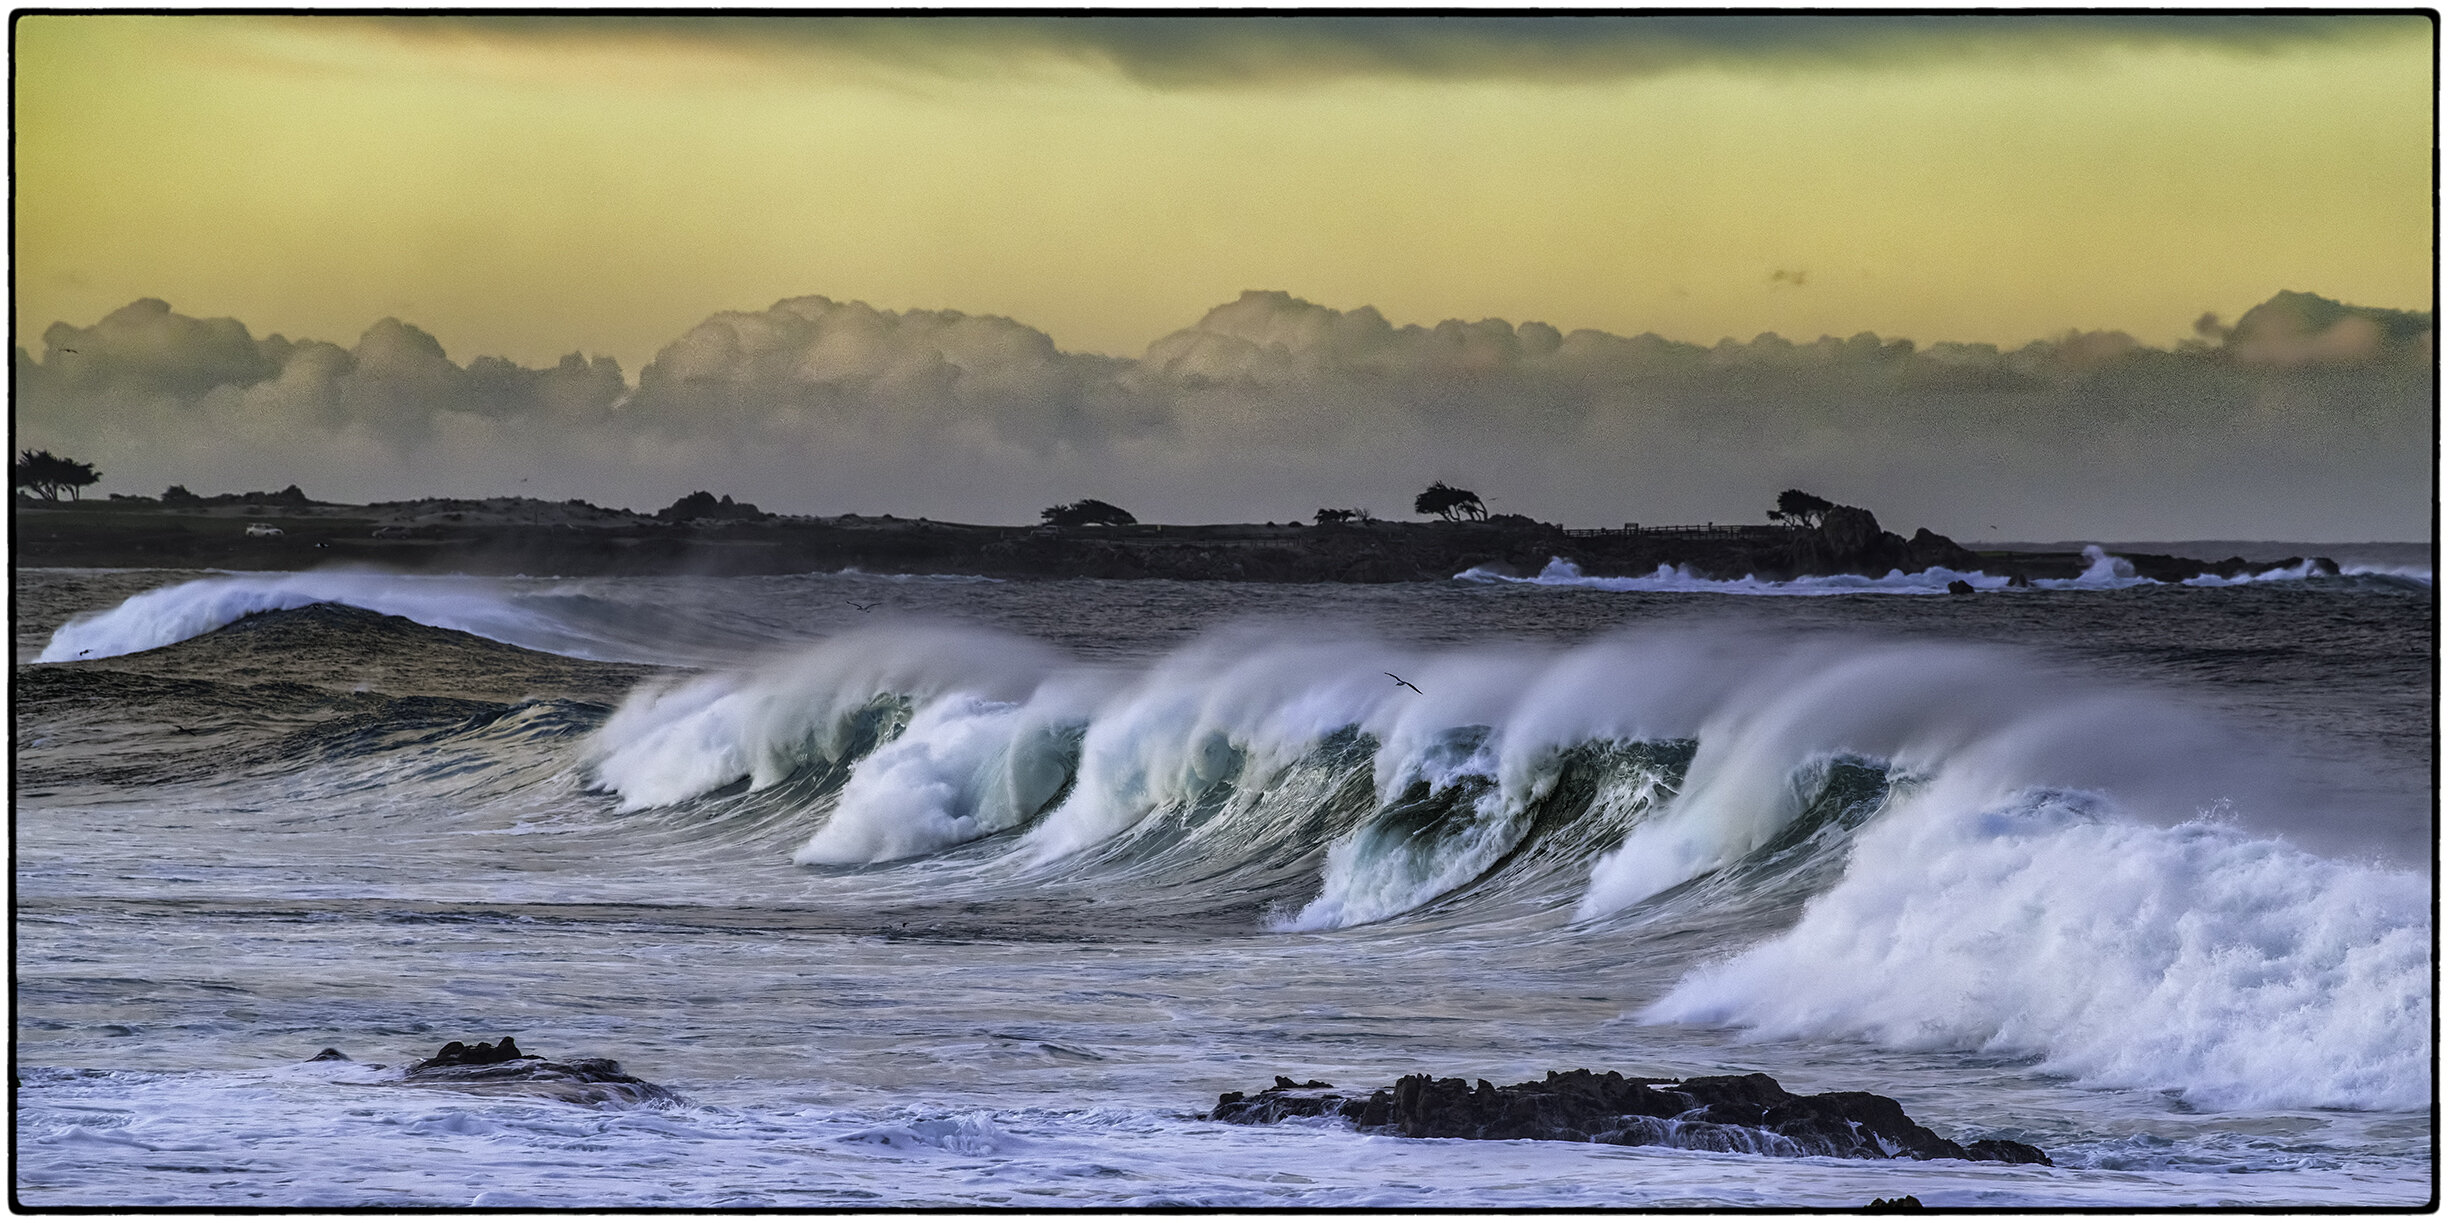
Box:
[1210,1068,2049,1166]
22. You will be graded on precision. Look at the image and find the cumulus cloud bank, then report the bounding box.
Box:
[14,289,2432,540]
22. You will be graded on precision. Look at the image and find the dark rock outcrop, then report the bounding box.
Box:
[411,1037,526,1070]
[399,1038,683,1108]
[1909,528,1984,573]
[1210,1068,2049,1166]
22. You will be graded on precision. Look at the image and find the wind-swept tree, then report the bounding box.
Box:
[13,450,100,501]
[1041,498,1137,527]
[1769,488,1836,528]
[1414,481,1488,522]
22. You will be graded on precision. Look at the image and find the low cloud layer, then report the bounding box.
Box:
[361,15,2411,88]
[15,289,2432,541]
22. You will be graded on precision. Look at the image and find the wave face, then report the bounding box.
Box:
[32,571,774,665]
[565,619,2427,1114]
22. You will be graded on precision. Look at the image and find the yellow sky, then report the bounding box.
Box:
[13,14,2435,372]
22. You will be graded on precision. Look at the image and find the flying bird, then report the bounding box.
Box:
[848,601,878,613]
[1385,672,1423,695]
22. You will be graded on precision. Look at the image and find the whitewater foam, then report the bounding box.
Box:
[1455,545,2353,595]
[1643,774,2432,1113]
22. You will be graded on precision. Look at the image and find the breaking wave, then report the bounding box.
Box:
[563,620,2426,1112]
[33,571,768,665]
[1644,782,2431,1112]
[32,579,2428,1117]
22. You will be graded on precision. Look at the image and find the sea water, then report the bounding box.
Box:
[12,557,2434,1207]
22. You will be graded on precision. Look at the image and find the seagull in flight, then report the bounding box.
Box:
[1385,672,1423,695]
[848,601,879,613]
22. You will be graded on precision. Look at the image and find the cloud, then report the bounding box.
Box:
[13,289,2432,540]
[16,299,628,498]
[342,14,2416,89]
[2224,290,2433,368]
[625,295,1157,452]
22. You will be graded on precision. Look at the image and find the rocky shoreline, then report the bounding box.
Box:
[1212,1068,2051,1166]
[14,495,2333,585]
[315,1044,2050,1176]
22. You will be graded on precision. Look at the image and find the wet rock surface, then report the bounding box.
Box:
[1211,1069,2050,1166]
[410,1037,528,1070]
[322,1039,686,1108]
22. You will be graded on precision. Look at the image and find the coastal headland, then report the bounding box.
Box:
[13,493,2329,585]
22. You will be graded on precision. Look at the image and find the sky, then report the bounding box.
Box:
[11,14,2437,540]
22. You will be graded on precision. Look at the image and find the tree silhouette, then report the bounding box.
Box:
[657,490,765,521]
[1041,498,1137,527]
[1414,481,1487,522]
[1769,489,1836,528]
[13,450,100,501]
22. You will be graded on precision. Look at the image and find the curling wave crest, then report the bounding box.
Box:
[568,621,2427,1113]
[35,571,694,664]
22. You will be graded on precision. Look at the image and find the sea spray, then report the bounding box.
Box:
[584,623,2302,934]
[1574,642,2227,916]
[1012,631,1551,865]
[583,625,1067,811]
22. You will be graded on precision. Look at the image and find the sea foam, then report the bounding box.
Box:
[1643,773,2431,1113]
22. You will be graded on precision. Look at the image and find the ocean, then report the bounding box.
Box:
[12,555,2435,1208]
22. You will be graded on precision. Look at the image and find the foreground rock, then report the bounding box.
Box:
[1211,1069,2049,1165]
[313,1039,684,1107]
